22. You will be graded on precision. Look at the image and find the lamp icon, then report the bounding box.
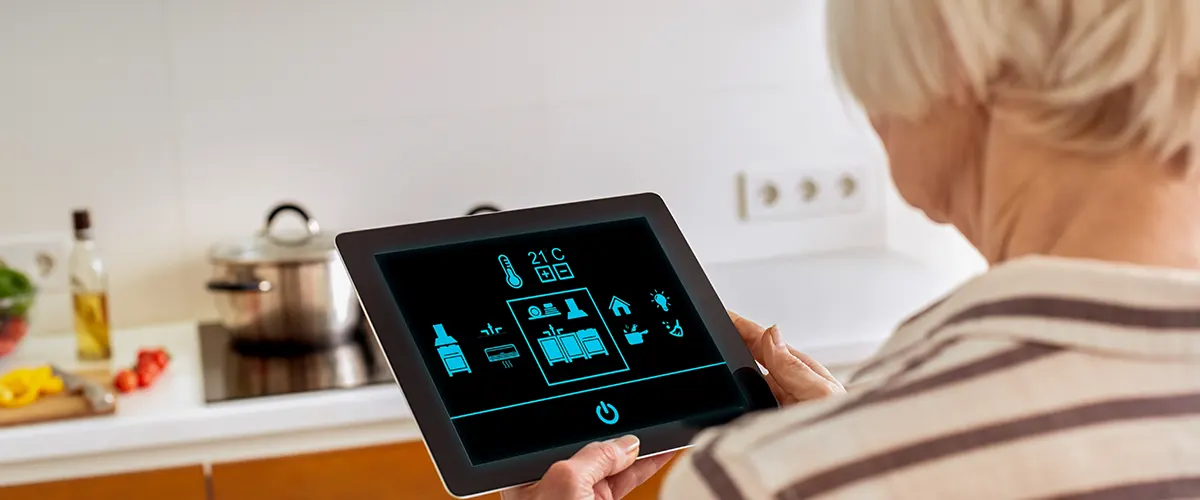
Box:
[651,290,671,312]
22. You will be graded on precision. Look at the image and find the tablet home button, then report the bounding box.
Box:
[595,401,619,425]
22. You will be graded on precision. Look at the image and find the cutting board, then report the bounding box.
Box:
[0,368,117,427]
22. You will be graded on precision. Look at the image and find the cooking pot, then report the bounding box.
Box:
[206,203,361,346]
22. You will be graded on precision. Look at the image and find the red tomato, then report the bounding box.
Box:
[114,370,138,393]
[152,350,170,368]
[137,351,157,369]
[136,366,158,388]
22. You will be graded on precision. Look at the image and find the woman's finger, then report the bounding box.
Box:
[761,371,795,405]
[607,452,677,499]
[763,327,838,402]
[546,436,640,489]
[727,310,768,354]
[789,347,841,387]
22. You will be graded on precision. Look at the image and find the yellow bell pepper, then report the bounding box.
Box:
[0,384,41,408]
[41,375,64,395]
[0,365,66,409]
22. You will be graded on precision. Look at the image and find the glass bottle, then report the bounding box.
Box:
[69,209,111,361]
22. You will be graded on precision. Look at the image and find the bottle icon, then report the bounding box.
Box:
[498,254,523,289]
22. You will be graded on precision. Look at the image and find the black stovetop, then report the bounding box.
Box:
[199,321,394,404]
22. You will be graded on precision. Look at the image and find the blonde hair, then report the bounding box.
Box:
[827,0,1200,166]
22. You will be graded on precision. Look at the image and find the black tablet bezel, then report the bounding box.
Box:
[335,193,777,498]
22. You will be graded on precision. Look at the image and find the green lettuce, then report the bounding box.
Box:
[0,265,35,317]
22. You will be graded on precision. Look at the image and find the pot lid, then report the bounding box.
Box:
[209,203,337,264]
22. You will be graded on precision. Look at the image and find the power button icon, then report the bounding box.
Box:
[595,401,619,425]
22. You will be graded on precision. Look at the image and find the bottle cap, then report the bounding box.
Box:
[72,209,92,231]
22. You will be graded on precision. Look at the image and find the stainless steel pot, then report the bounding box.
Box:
[206,203,361,346]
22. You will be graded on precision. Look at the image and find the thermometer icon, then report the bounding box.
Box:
[498,254,523,289]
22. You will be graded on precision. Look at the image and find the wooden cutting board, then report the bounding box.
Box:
[0,368,117,427]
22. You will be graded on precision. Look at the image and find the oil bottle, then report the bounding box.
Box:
[69,209,111,361]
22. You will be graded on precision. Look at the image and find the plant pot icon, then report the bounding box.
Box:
[623,325,647,345]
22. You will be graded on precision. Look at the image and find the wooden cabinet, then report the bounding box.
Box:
[0,465,207,500]
[211,441,496,499]
[210,441,677,500]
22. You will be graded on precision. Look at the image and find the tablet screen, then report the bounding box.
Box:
[375,217,747,464]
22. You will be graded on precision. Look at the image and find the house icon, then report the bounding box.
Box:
[609,296,631,317]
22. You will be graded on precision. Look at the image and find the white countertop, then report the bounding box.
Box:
[0,250,963,486]
[0,322,418,485]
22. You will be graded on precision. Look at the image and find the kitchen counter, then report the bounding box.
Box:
[0,250,965,487]
[0,322,419,486]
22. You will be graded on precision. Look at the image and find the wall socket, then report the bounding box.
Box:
[0,233,72,294]
[737,165,867,221]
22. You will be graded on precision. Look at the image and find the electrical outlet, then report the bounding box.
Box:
[0,233,72,294]
[738,165,866,221]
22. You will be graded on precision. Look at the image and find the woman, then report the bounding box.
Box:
[508,1,1200,498]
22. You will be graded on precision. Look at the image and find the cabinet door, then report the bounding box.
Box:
[580,335,607,357]
[211,440,681,500]
[210,441,499,500]
[0,465,206,500]
[559,334,587,360]
[539,336,565,364]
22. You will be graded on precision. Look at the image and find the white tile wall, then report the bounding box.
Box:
[1,0,922,334]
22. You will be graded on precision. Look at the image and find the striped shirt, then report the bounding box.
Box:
[661,256,1200,499]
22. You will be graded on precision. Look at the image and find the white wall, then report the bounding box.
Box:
[2,1,953,336]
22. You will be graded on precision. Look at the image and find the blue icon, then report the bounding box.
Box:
[534,265,557,283]
[527,303,561,320]
[596,401,619,425]
[537,324,609,366]
[433,324,471,377]
[484,344,519,369]
[479,323,504,337]
[623,324,647,345]
[651,290,671,312]
[552,262,574,280]
[663,320,684,337]
[609,296,631,317]
[564,298,588,320]
[498,254,523,289]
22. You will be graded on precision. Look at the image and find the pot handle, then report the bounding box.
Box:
[467,204,501,215]
[263,203,321,243]
[206,280,273,293]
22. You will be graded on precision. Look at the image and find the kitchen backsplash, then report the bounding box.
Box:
[0,0,983,334]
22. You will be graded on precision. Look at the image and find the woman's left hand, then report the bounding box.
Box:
[502,435,676,500]
[729,310,845,405]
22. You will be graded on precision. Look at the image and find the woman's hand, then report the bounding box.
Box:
[502,435,676,500]
[729,310,845,405]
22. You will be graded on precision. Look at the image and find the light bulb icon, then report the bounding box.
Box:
[651,290,671,312]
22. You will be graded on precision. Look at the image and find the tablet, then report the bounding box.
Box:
[336,193,777,498]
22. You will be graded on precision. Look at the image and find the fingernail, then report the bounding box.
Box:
[608,435,640,455]
[768,326,786,348]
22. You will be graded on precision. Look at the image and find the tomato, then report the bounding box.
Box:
[136,347,171,371]
[136,366,158,388]
[114,370,138,394]
[152,350,170,368]
[137,351,158,369]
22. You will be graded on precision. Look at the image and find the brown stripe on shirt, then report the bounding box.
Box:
[777,392,1200,499]
[854,295,1200,383]
[693,438,747,500]
[938,296,1200,332]
[802,342,1061,428]
[1037,476,1200,500]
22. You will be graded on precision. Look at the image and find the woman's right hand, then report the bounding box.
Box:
[728,310,845,405]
